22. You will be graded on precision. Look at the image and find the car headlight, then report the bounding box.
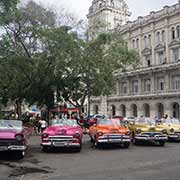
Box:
[136,129,141,134]
[15,134,24,141]
[162,129,167,134]
[97,131,103,136]
[74,132,81,138]
[170,128,174,133]
[42,133,49,138]
[125,130,131,136]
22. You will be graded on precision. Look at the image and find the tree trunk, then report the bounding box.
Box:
[15,99,22,120]
[87,94,91,116]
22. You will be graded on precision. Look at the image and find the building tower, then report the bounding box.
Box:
[87,0,130,39]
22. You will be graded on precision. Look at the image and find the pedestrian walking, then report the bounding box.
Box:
[39,118,47,134]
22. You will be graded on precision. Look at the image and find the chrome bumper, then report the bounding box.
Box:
[168,134,180,139]
[98,134,130,144]
[135,135,167,141]
[41,141,80,147]
[41,135,81,148]
[0,145,26,151]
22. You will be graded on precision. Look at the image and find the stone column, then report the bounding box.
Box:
[126,104,132,117]
[100,96,108,116]
[151,103,157,119]
[138,108,144,118]
[151,72,155,92]
[165,72,170,92]
[165,18,170,63]
[151,23,156,65]
[138,76,142,94]
[164,101,172,118]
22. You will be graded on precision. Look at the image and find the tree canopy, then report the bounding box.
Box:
[0,0,139,118]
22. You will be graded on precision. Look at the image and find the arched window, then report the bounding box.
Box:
[172,103,180,118]
[131,104,138,117]
[162,30,165,42]
[111,105,116,116]
[132,39,135,49]
[144,36,147,47]
[176,26,180,38]
[148,34,151,47]
[156,31,161,44]
[136,38,139,49]
[171,27,175,40]
[143,104,150,117]
[132,80,139,94]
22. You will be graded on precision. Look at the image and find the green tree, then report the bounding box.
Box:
[61,33,139,114]
[0,1,56,118]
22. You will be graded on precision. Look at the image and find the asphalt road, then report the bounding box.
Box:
[1,135,180,180]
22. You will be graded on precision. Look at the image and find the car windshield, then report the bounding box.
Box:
[135,118,155,125]
[51,119,78,126]
[97,118,114,125]
[0,120,22,130]
[162,118,180,125]
[111,118,124,125]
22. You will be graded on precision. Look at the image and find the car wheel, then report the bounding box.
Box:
[159,141,165,146]
[123,142,130,148]
[42,146,50,153]
[15,151,25,159]
[134,139,140,146]
[74,142,82,152]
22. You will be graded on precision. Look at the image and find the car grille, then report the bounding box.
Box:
[101,134,129,139]
[140,132,165,137]
[0,139,22,146]
[48,136,74,142]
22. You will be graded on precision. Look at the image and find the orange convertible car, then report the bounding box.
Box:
[89,117,131,148]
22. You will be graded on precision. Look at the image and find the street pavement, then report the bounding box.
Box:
[1,135,180,180]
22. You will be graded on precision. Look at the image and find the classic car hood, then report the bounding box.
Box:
[44,125,82,135]
[131,124,156,132]
[96,125,127,133]
[0,129,21,139]
[135,124,155,128]
[156,124,180,131]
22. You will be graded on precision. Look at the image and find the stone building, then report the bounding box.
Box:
[87,0,130,39]
[88,0,180,118]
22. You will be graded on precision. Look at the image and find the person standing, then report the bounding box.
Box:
[39,118,47,134]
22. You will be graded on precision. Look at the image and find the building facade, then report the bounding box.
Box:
[87,0,130,39]
[89,0,180,119]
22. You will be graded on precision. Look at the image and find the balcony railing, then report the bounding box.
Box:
[107,89,180,100]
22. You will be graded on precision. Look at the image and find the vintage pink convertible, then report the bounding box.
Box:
[41,119,83,152]
[0,119,30,158]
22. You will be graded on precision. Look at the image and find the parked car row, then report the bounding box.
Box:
[0,116,180,159]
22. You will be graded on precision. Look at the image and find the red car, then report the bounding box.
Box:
[0,119,30,159]
[41,119,83,152]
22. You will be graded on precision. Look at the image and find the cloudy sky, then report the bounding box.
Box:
[32,0,178,20]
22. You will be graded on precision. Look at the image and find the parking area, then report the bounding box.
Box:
[1,135,180,180]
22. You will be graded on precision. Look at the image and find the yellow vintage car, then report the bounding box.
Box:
[156,118,180,141]
[128,117,167,146]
